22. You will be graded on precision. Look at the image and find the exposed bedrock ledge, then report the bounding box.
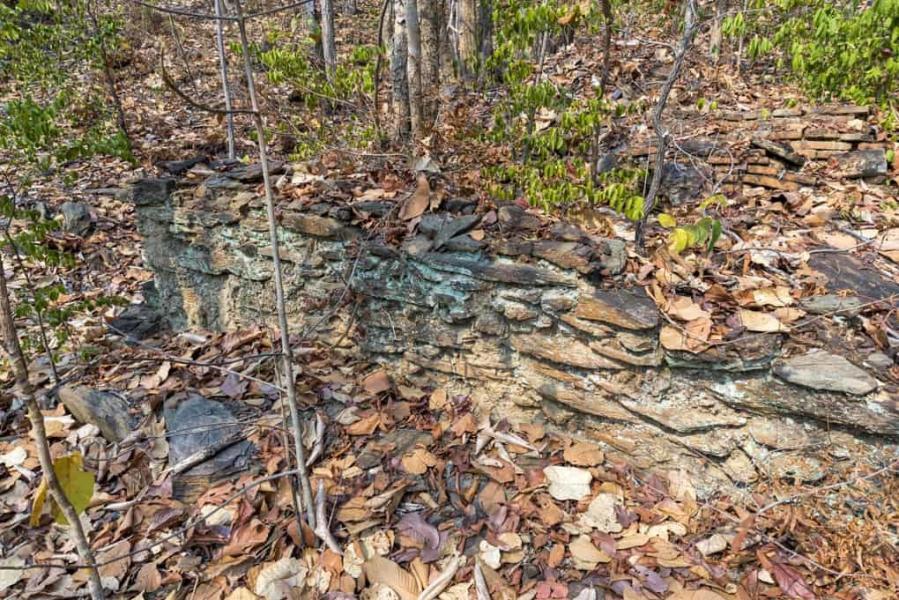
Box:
[130,174,897,494]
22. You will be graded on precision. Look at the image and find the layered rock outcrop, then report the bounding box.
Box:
[130,166,897,495]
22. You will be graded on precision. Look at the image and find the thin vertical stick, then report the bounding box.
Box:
[636,0,698,251]
[0,254,105,600]
[214,0,236,159]
[231,0,316,530]
[85,0,131,152]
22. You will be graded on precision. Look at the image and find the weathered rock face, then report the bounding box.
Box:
[131,171,897,495]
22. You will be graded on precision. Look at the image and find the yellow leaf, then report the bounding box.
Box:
[30,453,95,526]
[668,228,693,254]
[658,213,677,228]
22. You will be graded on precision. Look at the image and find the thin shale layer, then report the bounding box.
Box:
[129,170,897,496]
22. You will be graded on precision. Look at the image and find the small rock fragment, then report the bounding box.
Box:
[59,201,93,236]
[58,385,132,443]
[543,465,593,501]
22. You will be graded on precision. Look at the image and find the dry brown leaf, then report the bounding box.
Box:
[363,556,421,600]
[399,174,430,220]
[563,442,604,467]
[569,535,612,570]
[666,590,727,600]
[739,309,788,333]
[734,286,793,308]
[362,370,392,394]
[254,557,308,600]
[401,446,438,475]
[345,412,380,436]
[667,296,711,321]
[133,563,163,593]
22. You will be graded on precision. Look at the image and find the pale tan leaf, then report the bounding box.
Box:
[399,174,430,220]
[543,466,592,501]
[362,556,421,600]
[569,535,612,570]
[739,309,788,333]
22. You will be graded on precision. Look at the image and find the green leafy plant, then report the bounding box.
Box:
[659,194,726,254]
[723,0,899,112]
[483,0,648,218]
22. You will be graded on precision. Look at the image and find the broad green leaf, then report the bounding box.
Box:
[30,452,94,526]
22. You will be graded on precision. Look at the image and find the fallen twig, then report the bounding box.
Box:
[313,480,343,554]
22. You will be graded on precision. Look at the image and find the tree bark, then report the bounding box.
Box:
[478,0,493,73]
[458,0,478,80]
[419,0,439,123]
[0,253,105,600]
[392,0,410,142]
[321,0,338,81]
[214,0,236,159]
[709,0,728,63]
[599,0,612,94]
[405,0,424,139]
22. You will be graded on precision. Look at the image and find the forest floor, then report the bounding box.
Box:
[0,1,897,599]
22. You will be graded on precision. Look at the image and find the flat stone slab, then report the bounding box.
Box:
[773,350,877,395]
[574,287,659,330]
[58,385,132,443]
[164,393,254,499]
[809,253,899,301]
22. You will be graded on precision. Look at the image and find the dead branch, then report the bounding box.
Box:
[0,254,105,599]
[313,480,343,554]
[168,429,249,475]
[159,47,255,115]
[232,0,317,530]
[636,0,699,250]
[305,412,326,467]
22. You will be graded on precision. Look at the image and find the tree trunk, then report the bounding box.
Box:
[214,0,236,159]
[458,0,478,80]
[599,0,612,94]
[709,0,728,63]
[478,0,493,74]
[419,0,439,123]
[405,0,424,139]
[0,254,106,600]
[392,0,410,142]
[321,0,337,81]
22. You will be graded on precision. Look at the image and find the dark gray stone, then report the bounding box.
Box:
[131,178,175,206]
[751,138,806,166]
[800,294,864,316]
[58,385,132,442]
[59,201,93,236]
[660,162,708,205]
[433,214,482,249]
[157,156,207,175]
[498,205,541,232]
[224,160,285,182]
[831,150,888,179]
[108,303,166,340]
[164,393,254,478]
[809,253,899,301]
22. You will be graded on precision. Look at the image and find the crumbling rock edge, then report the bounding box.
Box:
[128,172,897,497]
